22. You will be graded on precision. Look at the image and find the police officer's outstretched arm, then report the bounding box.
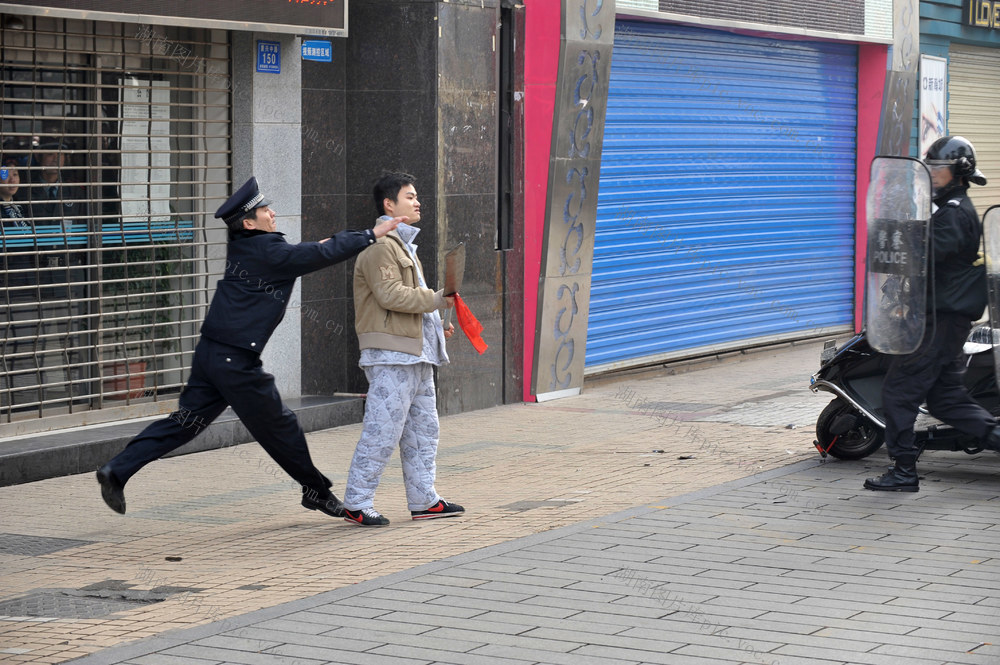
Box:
[318,215,402,245]
[270,216,406,280]
[259,232,367,281]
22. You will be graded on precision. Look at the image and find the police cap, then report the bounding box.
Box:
[215,177,272,226]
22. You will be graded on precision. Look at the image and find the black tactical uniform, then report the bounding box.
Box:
[877,186,995,473]
[97,177,376,516]
[867,136,999,492]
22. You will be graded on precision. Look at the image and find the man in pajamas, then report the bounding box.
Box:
[96,177,401,517]
[343,171,464,526]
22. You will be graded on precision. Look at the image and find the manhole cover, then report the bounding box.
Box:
[0,582,205,620]
[0,533,93,556]
[0,590,161,620]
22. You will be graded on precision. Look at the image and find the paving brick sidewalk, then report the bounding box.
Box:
[2,339,998,664]
[62,454,1000,665]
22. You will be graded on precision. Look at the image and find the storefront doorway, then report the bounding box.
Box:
[1,15,230,433]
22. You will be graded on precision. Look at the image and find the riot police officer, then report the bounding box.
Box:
[96,177,402,516]
[866,136,999,492]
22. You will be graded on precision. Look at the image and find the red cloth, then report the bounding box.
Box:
[453,294,487,354]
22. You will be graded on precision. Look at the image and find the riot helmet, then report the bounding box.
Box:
[924,135,987,186]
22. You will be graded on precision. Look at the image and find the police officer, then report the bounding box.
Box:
[96,177,402,516]
[865,136,1000,492]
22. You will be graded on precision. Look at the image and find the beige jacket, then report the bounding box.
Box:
[353,230,445,355]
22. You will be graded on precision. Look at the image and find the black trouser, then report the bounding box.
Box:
[883,311,996,461]
[105,337,332,498]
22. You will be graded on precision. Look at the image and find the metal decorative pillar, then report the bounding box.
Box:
[877,0,919,157]
[531,0,615,401]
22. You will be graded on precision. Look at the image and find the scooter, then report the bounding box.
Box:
[809,324,1000,460]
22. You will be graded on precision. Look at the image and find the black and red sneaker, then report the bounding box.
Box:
[411,499,465,520]
[343,507,390,526]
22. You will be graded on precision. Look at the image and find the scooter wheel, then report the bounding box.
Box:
[815,398,885,460]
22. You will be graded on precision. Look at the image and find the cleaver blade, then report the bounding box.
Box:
[443,243,465,296]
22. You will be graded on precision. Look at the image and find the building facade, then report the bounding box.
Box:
[6,0,991,444]
[522,0,898,397]
[920,0,1000,213]
[0,1,512,444]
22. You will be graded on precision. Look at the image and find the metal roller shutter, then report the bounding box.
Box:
[1,15,230,432]
[586,20,857,373]
[947,44,1000,212]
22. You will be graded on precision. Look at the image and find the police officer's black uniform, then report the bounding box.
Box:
[866,140,999,491]
[97,177,376,516]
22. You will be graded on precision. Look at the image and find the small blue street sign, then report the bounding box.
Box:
[257,41,280,74]
[302,40,333,63]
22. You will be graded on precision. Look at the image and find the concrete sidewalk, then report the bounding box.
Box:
[1,338,997,664]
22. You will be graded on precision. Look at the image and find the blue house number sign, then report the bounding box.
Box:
[257,41,280,74]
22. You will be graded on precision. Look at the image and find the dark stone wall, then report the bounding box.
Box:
[301,0,509,415]
[300,34,353,396]
[435,1,503,415]
[301,0,438,397]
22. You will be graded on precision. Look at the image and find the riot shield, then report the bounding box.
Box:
[864,156,932,354]
[982,205,1000,382]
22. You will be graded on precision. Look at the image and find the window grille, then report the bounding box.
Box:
[0,15,231,434]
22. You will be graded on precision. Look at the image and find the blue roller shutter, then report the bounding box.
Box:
[586,21,858,372]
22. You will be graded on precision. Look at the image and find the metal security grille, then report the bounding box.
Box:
[0,15,230,433]
[948,44,1000,213]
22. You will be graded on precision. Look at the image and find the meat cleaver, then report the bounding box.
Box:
[442,243,465,327]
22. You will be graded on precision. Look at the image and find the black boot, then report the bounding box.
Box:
[984,426,1000,453]
[864,456,918,492]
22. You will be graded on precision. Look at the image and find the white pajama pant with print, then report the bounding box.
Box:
[343,362,441,512]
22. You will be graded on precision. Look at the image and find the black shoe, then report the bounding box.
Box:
[864,466,919,492]
[301,488,345,518]
[411,499,465,520]
[343,507,390,526]
[985,426,1000,453]
[96,465,126,514]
